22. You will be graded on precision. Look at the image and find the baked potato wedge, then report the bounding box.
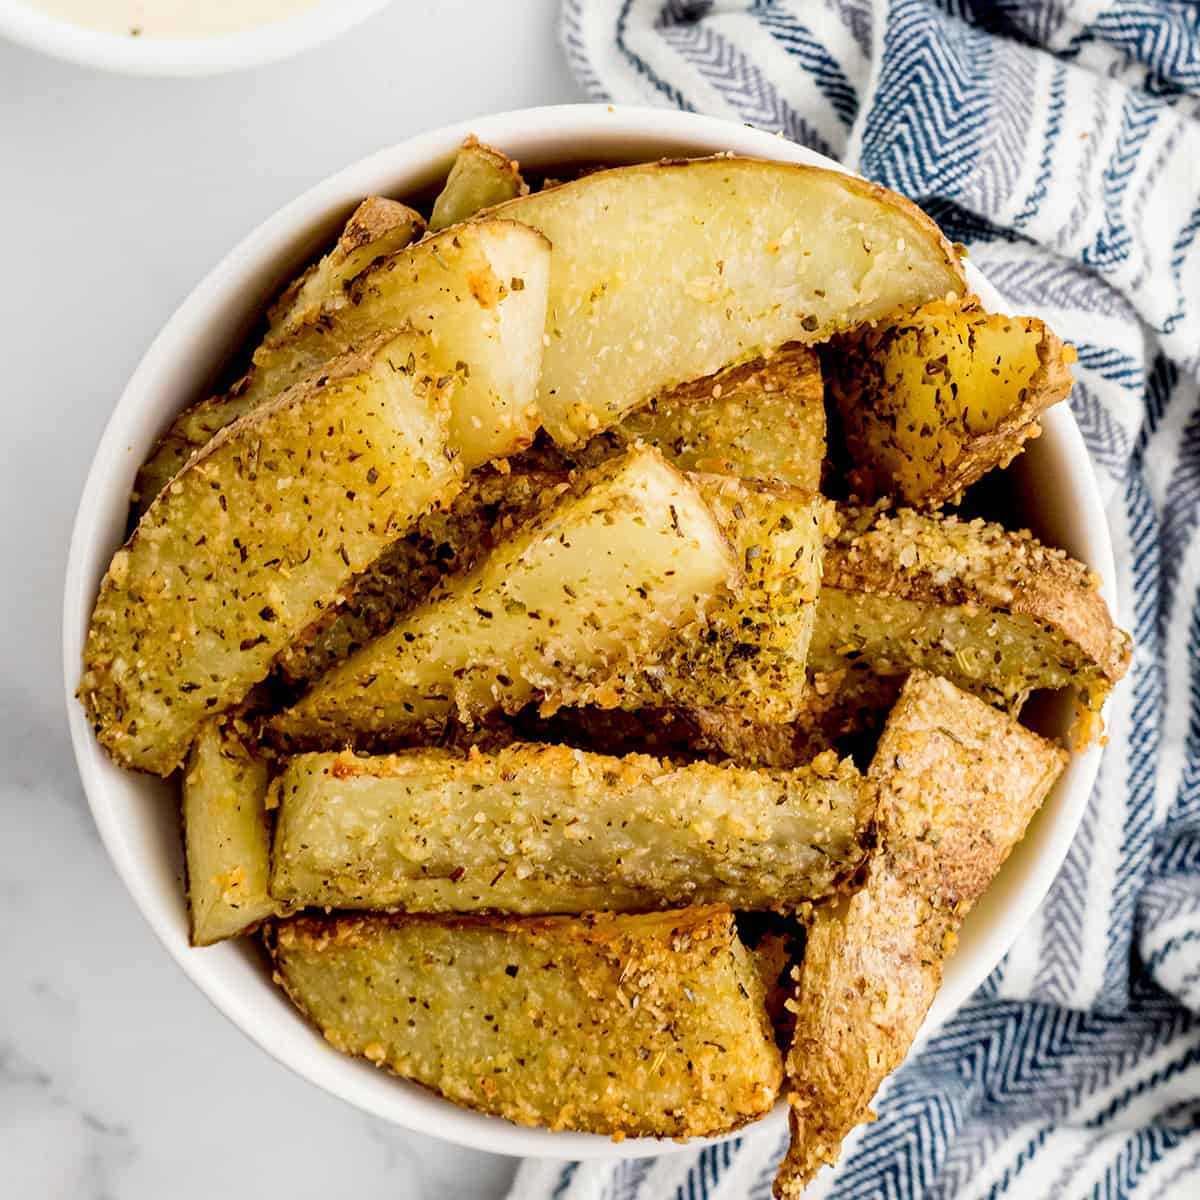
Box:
[430,136,525,231]
[614,344,825,490]
[776,672,1067,1196]
[269,447,739,750]
[79,331,461,775]
[132,220,550,519]
[183,720,277,946]
[610,478,833,719]
[132,198,425,517]
[487,156,967,444]
[251,219,549,467]
[269,742,875,914]
[279,473,830,713]
[266,196,426,341]
[810,503,1131,723]
[273,468,565,689]
[828,299,1074,508]
[269,906,781,1137]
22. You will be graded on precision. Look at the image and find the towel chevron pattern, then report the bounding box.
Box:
[506,2,1200,1196]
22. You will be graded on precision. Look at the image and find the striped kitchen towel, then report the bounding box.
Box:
[507,1,1200,1196]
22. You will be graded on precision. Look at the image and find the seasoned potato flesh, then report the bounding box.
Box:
[132,198,426,518]
[810,503,1131,719]
[277,473,829,711]
[830,300,1074,507]
[430,137,525,231]
[184,720,277,946]
[274,469,565,689]
[616,345,825,489]
[266,197,426,341]
[252,220,550,467]
[132,220,549,520]
[270,447,739,749]
[609,478,833,719]
[776,673,1067,1196]
[269,906,781,1137]
[488,157,966,444]
[79,332,461,775]
[269,743,875,913]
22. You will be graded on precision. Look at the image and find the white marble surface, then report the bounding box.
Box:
[0,4,582,1195]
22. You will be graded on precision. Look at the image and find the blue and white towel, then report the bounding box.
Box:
[509,2,1200,1196]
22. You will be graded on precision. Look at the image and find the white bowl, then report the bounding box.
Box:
[0,0,390,75]
[63,104,1118,1159]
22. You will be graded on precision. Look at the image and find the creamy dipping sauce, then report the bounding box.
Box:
[26,0,321,37]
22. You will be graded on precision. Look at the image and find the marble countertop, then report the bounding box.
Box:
[0,4,581,1194]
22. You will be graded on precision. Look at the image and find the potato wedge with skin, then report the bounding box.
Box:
[809,503,1132,722]
[79,331,462,775]
[269,742,875,914]
[605,478,833,719]
[266,196,426,341]
[430,137,525,231]
[269,447,739,750]
[273,469,566,689]
[614,344,825,490]
[829,300,1075,508]
[251,220,550,467]
[277,472,830,709]
[487,157,967,445]
[269,906,782,1138]
[776,673,1067,1197]
[132,220,549,520]
[184,720,277,946]
[132,198,425,518]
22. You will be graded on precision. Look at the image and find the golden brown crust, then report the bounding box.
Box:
[869,673,1068,907]
[269,741,876,914]
[80,331,460,774]
[616,344,826,490]
[830,301,1074,508]
[269,906,782,1139]
[268,448,740,751]
[775,673,1066,1196]
[132,218,547,518]
[819,503,1132,708]
[133,201,425,520]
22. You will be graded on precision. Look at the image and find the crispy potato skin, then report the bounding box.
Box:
[269,906,782,1138]
[266,197,426,341]
[490,156,967,445]
[810,502,1132,724]
[133,198,424,518]
[80,333,460,774]
[269,742,876,913]
[829,300,1074,508]
[184,720,277,946]
[270,448,739,750]
[430,136,525,231]
[775,673,1067,1196]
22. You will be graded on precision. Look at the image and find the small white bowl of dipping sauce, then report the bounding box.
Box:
[0,0,391,75]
